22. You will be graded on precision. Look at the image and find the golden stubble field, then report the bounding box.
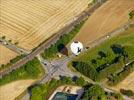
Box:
[74,0,134,46]
[0,0,91,50]
[0,44,19,65]
[0,79,36,100]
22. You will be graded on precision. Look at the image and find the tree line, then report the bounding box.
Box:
[108,62,134,86]
[0,54,26,71]
[0,57,44,86]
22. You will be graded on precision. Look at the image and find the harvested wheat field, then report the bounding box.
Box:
[0,79,35,100]
[74,0,134,46]
[0,44,19,65]
[0,0,92,50]
[111,72,134,91]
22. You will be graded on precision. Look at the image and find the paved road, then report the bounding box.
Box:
[38,55,76,83]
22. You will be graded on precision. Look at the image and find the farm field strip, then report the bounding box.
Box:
[0,44,19,65]
[74,0,134,47]
[0,0,90,50]
[0,80,35,100]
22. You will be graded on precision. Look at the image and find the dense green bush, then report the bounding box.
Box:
[0,58,44,86]
[81,84,106,100]
[75,76,87,86]
[120,89,134,97]
[72,61,99,81]
[129,10,134,19]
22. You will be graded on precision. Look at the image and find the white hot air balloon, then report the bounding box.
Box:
[70,41,83,55]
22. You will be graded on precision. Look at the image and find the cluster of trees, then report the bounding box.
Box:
[81,84,106,100]
[72,44,129,81]
[120,89,134,97]
[107,92,123,100]
[72,61,99,81]
[81,84,123,100]
[31,76,87,100]
[1,36,19,45]
[0,55,26,71]
[41,21,84,59]
[0,58,44,86]
[129,10,134,19]
[108,62,134,86]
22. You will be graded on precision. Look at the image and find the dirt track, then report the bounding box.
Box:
[0,80,35,100]
[0,44,19,65]
[74,0,134,47]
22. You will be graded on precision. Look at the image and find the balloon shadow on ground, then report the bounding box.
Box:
[57,43,68,56]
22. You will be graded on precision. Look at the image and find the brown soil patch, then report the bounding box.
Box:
[0,44,19,65]
[0,79,35,100]
[74,0,134,46]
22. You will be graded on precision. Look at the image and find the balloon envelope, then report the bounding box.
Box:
[70,41,83,55]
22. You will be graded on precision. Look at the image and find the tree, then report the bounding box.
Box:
[120,89,134,97]
[111,44,124,55]
[82,85,106,100]
[75,76,86,86]
[98,51,107,58]
[14,42,19,45]
[129,10,134,19]
[2,36,6,39]
[72,61,99,81]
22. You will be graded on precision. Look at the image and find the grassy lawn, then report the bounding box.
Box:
[0,58,44,86]
[69,27,134,81]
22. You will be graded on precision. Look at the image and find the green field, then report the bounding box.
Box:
[70,27,134,81]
